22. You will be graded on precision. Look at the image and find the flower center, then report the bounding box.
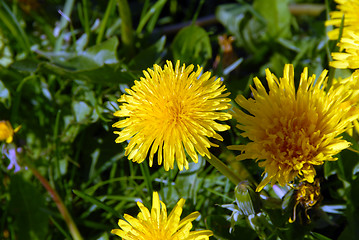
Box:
[264,113,321,167]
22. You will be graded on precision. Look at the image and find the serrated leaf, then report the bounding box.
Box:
[37,37,119,70]
[35,37,136,84]
[37,62,136,84]
[10,58,38,73]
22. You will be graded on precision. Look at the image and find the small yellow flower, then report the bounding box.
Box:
[289,179,321,223]
[229,64,358,192]
[113,60,231,171]
[0,121,20,143]
[325,0,359,40]
[330,31,359,69]
[111,192,213,240]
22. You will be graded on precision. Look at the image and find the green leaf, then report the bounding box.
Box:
[171,25,212,66]
[36,37,138,84]
[11,58,38,73]
[342,132,359,154]
[216,3,266,52]
[38,62,135,84]
[9,174,49,240]
[216,4,251,40]
[129,36,166,70]
[253,0,291,39]
[38,37,119,70]
[324,155,346,181]
[72,101,92,123]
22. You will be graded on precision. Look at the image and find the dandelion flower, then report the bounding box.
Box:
[111,192,213,240]
[113,60,231,171]
[334,70,359,134]
[0,121,20,143]
[325,0,359,40]
[229,64,357,192]
[330,31,359,69]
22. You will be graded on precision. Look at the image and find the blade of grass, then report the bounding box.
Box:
[82,0,90,38]
[140,163,153,194]
[140,0,150,21]
[96,0,116,44]
[55,0,75,51]
[54,110,62,184]
[73,189,124,220]
[107,162,117,195]
[191,0,205,24]
[49,216,72,240]
[136,0,167,34]
[146,0,167,32]
[11,75,36,124]
[0,1,31,55]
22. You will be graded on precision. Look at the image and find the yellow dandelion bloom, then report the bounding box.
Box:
[330,31,359,69]
[113,60,232,171]
[229,64,358,192]
[111,192,213,240]
[289,179,321,223]
[0,121,20,143]
[334,70,359,135]
[325,0,359,40]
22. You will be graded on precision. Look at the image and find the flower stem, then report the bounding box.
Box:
[29,166,83,240]
[207,153,241,185]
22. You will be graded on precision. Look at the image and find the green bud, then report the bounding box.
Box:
[235,180,261,216]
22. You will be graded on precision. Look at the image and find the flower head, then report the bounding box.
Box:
[325,0,359,40]
[0,121,20,143]
[113,60,231,171]
[334,70,359,134]
[111,192,213,240]
[330,31,359,69]
[229,64,357,191]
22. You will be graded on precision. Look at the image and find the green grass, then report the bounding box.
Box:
[0,0,359,239]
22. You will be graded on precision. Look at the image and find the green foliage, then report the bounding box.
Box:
[0,0,358,239]
[8,175,49,240]
[171,25,212,66]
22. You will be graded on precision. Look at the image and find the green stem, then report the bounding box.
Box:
[29,166,83,240]
[207,153,241,185]
[96,0,116,44]
[117,0,134,56]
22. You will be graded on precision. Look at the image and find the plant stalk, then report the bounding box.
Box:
[30,166,83,240]
[207,153,241,185]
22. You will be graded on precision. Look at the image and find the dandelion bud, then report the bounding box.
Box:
[235,180,261,216]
